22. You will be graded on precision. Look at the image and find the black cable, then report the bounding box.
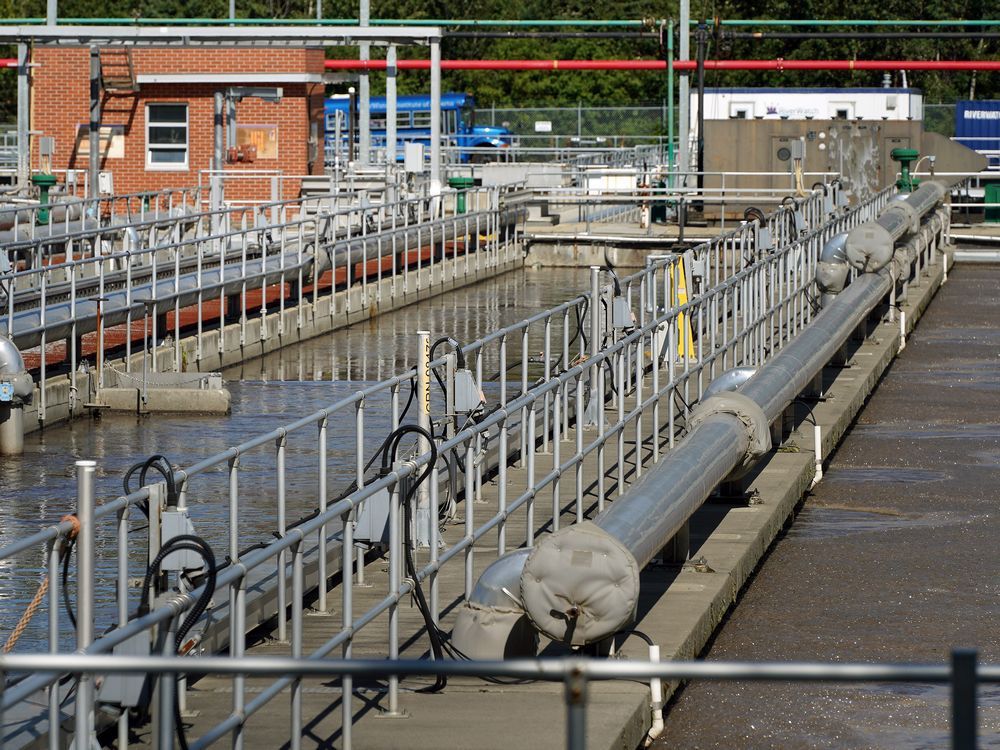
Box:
[60,536,77,629]
[123,455,179,516]
[138,534,216,750]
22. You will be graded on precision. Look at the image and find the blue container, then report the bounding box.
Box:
[955,100,1000,170]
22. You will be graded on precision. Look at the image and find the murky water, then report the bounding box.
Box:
[657,263,1000,749]
[0,266,592,652]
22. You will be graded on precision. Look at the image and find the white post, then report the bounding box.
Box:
[16,44,29,189]
[358,0,371,166]
[416,331,432,547]
[386,45,397,165]
[430,39,442,200]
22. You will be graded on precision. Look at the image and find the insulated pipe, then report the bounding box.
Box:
[844,181,945,272]
[511,185,947,647]
[0,337,33,455]
[324,59,1000,72]
[815,232,850,305]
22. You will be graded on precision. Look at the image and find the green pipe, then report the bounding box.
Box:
[6,16,999,28]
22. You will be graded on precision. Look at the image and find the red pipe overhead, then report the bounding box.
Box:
[325,58,1000,71]
[0,59,16,67]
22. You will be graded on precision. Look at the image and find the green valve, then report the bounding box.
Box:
[891,147,921,193]
[30,172,58,225]
[448,176,476,214]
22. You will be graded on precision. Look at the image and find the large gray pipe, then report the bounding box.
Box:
[844,181,945,272]
[460,184,948,649]
[0,337,33,455]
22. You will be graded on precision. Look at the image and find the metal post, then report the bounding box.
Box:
[74,460,96,750]
[415,331,432,546]
[386,46,397,167]
[952,648,978,750]
[213,91,225,224]
[678,0,690,180]
[587,265,601,425]
[16,44,29,189]
[666,21,675,183]
[228,0,235,21]
[430,40,442,199]
[88,48,100,199]
[46,0,56,24]
[695,19,707,201]
[564,665,588,750]
[315,0,321,20]
[358,0,371,166]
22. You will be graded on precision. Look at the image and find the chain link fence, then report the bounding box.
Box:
[476,103,670,145]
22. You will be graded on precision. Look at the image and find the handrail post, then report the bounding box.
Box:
[564,663,588,750]
[74,459,96,750]
[952,648,978,750]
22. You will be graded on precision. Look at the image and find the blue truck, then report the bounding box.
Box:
[324,92,513,164]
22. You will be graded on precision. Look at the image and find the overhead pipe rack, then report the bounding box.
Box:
[324,58,1000,72]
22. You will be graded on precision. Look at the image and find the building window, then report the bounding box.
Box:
[146,103,188,170]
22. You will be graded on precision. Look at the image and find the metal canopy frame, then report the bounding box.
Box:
[0,24,441,46]
[9,23,444,195]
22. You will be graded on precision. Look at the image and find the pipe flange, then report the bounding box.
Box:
[688,392,771,475]
[881,200,921,235]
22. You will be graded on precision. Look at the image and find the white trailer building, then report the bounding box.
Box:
[692,87,924,123]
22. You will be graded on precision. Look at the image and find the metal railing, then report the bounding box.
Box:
[2,182,522,422]
[0,185,899,749]
[0,650,992,749]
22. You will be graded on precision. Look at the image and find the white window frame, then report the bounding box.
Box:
[146,103,189,171]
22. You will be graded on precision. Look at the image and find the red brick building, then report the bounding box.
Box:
[30,46,326,202]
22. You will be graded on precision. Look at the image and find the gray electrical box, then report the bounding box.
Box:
[453,369,484,413]
[354,488,391,547]
[96,630,150,707]
[611,297,635,330]
[160,510,201,571]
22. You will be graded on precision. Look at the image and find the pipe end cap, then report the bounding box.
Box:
[521,521,639,646]
[845,223,893,273]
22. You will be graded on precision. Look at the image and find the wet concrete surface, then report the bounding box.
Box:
[656,263,1000,749]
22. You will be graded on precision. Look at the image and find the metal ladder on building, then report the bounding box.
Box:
[98,48,138,93]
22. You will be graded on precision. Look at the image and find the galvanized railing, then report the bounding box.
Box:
[0,185,900,749]
[0,650,991,750]
[2,183,521,423]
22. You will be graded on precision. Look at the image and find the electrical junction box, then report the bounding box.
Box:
[453,369,485,413]
[160,510,201,571]
[354,488,391,547]
[98,171,114,196]
[611,296,635,330]
[97,629,150,707]
[404,143,425,174]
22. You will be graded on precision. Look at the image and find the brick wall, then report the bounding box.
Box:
[30,47,326,203]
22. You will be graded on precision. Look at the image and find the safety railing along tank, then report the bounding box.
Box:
[0,187,892,748]
[0,650,992,750]
[0,185,211,259]
[1,184,522,423]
